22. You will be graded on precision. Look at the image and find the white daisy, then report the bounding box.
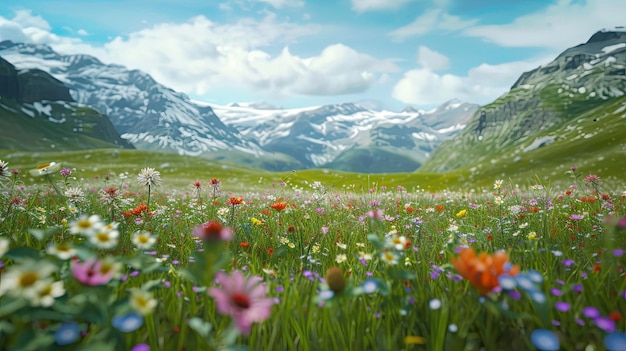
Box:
[132,231,157,249]
[137,167,161,187]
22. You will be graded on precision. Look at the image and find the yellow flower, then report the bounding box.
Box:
[527,232,537,240]
[405,336,426,344]
[251,217,263,226]
[456,209,467,218]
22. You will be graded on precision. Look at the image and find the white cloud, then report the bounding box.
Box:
[464,0,626,49]
[351,0,413,13]
[77,29,89,36]
[392,58,548,106]
[12,10,50,30]
[389,9,477,41]
[417,46,449,71]
[1,11,397,98]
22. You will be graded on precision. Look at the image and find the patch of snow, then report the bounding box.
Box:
[437,124,465,133]
[33,102,52,116]
[21,107,35,117]
[614,103,626,114]
[523,136,556,153]
[583,62,593,70]
[601,43,626,54]
[578,87,586,94]
[519,84,534,89]
[566,74,578,80]
[412,132,436,141]
[48,116,66,123]
[604,56,617,66]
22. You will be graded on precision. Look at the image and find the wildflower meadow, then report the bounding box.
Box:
[0,159,625,351]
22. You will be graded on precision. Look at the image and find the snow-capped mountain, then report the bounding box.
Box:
[0,40,261,156]
[1,39,478,172]
[204,99,478,169]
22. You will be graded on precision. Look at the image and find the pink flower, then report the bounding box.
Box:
[208,270,273,335]
[71,259,114,286]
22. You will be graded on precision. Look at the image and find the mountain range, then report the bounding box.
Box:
[0,40,477,172]
[1,27,625,177]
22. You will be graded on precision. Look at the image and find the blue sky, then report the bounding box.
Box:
[0,0,623,110]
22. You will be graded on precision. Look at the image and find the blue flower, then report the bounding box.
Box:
[531,329,559,351]
[112,312,144,332]
[604,332,626,351]
[54,322,80,346]
[498,274,517,290]
[527,270,544,283]
[515,274,535,291]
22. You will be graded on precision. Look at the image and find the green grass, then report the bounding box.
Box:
[0,164,624,351]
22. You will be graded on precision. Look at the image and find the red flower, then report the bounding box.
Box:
[267,247,274,255]
[270,202,288,212]
[610,311,622,322]
[193,220,233,241]
[229,197,244,205]
[122,203,148,217]
[240,242,250,248]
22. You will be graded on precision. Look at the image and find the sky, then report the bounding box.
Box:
[0,0,624,110]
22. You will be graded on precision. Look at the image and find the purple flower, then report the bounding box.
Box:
[572,284,583,293]
[562,259,575,267]
[60,168,72,177]
[555,302,570,312]
[613,249,624,257]
[550,288,562,296]
[595,316,616,333]
[570,214,584,220]
[208,270,273,335]
[131,344,150,351]
[583,306,600,319]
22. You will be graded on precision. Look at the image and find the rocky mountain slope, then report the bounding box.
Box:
[422,28,626,173]
[0,56,132,151]
[0,40,261,156]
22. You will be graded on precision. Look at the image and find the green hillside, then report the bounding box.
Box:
[0,98,133,151]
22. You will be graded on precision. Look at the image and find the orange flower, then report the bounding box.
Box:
[270,201,288,212]
[451,247,519,295]
[229,197,244,205]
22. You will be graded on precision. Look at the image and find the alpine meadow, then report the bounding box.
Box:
[1,2,626,351]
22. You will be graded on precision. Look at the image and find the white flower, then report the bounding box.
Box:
[381,251,398,265]
[0,260,56,298]
[90,227,119,249]
[336,242,347,250]
[335,254,347,264]
[46,242,76,260]
[494,196,503,205]
[65,187,85,202]
[358,252,373,261]
[386,235,407,250]
[30,280,65,307]
[129,288,157,315]
[494,180,503,189]
[132,231,157,249]
[0,160,9,180]
[69,215,104,236]
[137,167,161,187]
[429,299,442,310]
[0,238,9,258]
[29,162,61,177]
